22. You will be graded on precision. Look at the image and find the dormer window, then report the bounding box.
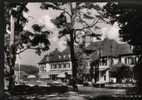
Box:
[68,55,71,58]
[101,58,107,66]
[59,55,61,59]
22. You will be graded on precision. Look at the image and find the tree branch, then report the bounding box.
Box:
[16,48,28,54]
[16,47,45,54]
[75,18,100,32]
[97,12,110,24]
[59,7,72,17]
[72,3,80,25]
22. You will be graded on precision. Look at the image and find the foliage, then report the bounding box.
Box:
[103,2,142,54]
[15,64,39,75]
[110,64,133,83]
[103,1,142,92]
[40,2,104,43]
[5,2,51,56]
[12,85,68,95]
[40,2,106,86]
[75,48,89,81]
[4,2,51,91]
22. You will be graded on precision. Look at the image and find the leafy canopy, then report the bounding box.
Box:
[40,2,106,45]
[5,2,51,56]
[103,2,142,54]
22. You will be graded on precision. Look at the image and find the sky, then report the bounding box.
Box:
[17,2,120,66]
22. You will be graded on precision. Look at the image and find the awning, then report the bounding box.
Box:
[57,73,66,78]
[99,67,109,71]
[27,75,36,79]
[39,75,50,79]
[49,70,72,75]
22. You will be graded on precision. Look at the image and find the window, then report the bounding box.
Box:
[40,65,46,72]
[54,64,57,69]
[104,74,106,81]
[135,57,137,64]
[110,58,113,65]
[126,57,134,65]
[125,58,127,64]
[68,55,71,58]
[59,55,61,59]
[130,57,136,65]
[88,62,90,66]
[102,58,107,66]
[128,57,131,64]
[118,57,121,63]
[63,64,66,68]
[58,64,61,69]
[66,63,70,68]
[51,64,56,69]
[131,57,135,64]
[51,64,53,69]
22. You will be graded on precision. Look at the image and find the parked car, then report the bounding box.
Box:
[83,81,92,86]
[95,81,105,87]
[47,80,66,86]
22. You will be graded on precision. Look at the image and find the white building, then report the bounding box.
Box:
[38,48,72,80]
[39,38,139,83]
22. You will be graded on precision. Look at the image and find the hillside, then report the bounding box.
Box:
[15,64,39,75]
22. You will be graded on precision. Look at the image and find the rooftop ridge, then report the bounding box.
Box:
[39,38,133,64]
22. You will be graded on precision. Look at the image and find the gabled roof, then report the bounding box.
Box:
[38,55,49,64]
[39,38,134,64]
[62,47,70,54]
[62,45,81,54]
[87,38,133,57]
[87,38,118,57]
[39,48,70,64]
[50,48,61,56]
[118,44,133,55]
[101,38,119,57]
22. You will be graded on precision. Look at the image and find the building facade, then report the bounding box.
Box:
[38,48,72,80]
[39,38,138,83]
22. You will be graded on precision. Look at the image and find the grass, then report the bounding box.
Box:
[12,85,69,95]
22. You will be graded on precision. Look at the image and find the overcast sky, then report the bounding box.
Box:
[17,2,120,66]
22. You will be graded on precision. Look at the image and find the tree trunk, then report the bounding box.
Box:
[8,45,16,92]
[90,64,94,81]
[8,13,16,92]
[0,1,5,99]
[0,54,4,99]
[94,66,99,83]
[69,29,78,92]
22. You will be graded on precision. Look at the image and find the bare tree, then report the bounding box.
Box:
[40,2,106,91]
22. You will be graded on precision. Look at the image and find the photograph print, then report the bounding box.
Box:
[2,0,142,100]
